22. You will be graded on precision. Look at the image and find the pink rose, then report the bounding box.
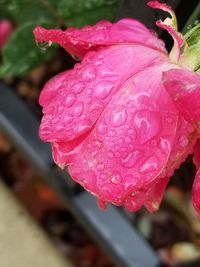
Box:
[0,19,13,49]
[33,1,200,212]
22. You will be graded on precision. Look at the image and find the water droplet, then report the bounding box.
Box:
[178,135,188,147]
[122,150,142,168]
[160,138,170,154]
[130,191,136,197]
[165,117,173,123]
[97,163,104,170]
[64,114,73,123]
[139,156,159,174]
[36,41,52,51]
[108,130,116,136]
[127,128,137,139]
[125,136,132,143]
[73,83,84,94]
[75,119,91,135]
[86,97,92,104]
[58,105,64,112]
[74,102,84,117]
[134,110,161,144]
[124,174,135,186]
[66,93,76,107]
[110,106,127,127]
[111,171,122,184]
[100,173,107,181]
[115,152,120,158]
[95,82,113,99]
[82,66,96,81]
[55,123,66,132]
[71,55,81,61]
[108,152,114,158]
[96,122,107,135]
[40,126,52,136]
[119,138,123,144]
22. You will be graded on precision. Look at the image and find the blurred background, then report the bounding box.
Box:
[0,0,200,267]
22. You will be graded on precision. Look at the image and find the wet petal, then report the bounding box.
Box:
[160,116,197,179]
[148,0,184,62]
[64,63,179,206]
[39,44,167,143]
[33,19,166,59]
[144,176,170,212]
[163,69,200,126]
[192,168,200,214]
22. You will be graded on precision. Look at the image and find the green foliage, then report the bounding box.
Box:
[181,24,200,72]
[181,3,200,72]
[0,0,57,25]
[0,21,57,77]
[58,0,122,27]
[184,23,200,47]
[0,0,122,77]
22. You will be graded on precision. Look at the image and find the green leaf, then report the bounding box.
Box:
[58,0,122,28]
[182,2,200,34]
[184,23,200,47]
[0,21,57,77]
[181,23,200,72]
[0,0,58,25]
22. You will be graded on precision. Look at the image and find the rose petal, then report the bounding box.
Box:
[160,116,197,178]
[39,44,167,143]
[148,0,184,62]
[0,19,13,49]
[63,63,179,206]
[33,19,166,59]
[163,69,200,125]
[144,176,170,212]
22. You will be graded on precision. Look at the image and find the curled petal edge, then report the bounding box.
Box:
[148,0,184,62]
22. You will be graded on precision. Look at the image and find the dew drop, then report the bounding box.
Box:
[55,123,66,132]
[160,138,170,154]
[130,191,137,197]
[95,82,113,99]
[110,106,127,127]
[64,114,74,123]
[82,66,96,81]
[66,93,76,107]
[96,122,107,135]
[73,83,84,94]
[74,102,84,117]
[36,41,52,51]
[178,135,189,147]
[75,119,91,135]
[134,110,161,144]
[108,152,114,158]
[97,163,105,170]
[122,150,142,168]
[139,156,159,175]
[100,173,107,181]
[115,152,120,158]
[108,130,116,136]
[125,136,132,143]
[111,171,122,184]
[71,55,81,61]
[86,97,92,104]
